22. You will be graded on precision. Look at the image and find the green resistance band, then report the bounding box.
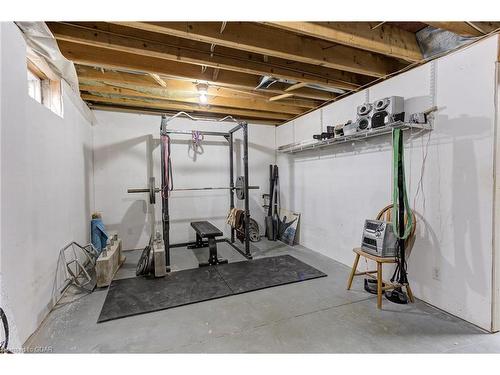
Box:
[392,128,413,239]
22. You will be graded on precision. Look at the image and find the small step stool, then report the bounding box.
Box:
[347,247,414,309]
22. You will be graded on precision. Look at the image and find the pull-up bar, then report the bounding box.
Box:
[160,112,243,138]
[162,111,239,125]
[165,129,230,137]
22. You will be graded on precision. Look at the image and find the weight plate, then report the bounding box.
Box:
[249,230,260,242]
[249,224,259,232]
[248,218,260,242]
[249,221,259,230]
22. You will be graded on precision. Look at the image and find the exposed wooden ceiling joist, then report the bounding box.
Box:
[79,69,321,110]
[259,84,336,102]
[57,40,337,102]
[261,22,423,62]
[79,84,304,115]
[269,93,294,102]
[82,94,293,121]
[285,82,309,92]
[112,22,407,78]
[76,66,322,109]
[426,22,500,37]
[48,22,364,91]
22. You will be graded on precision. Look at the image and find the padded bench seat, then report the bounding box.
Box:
[190,221,223,238]
[189,221,227,267]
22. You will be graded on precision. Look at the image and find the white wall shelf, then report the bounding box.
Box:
[277,121,432,154]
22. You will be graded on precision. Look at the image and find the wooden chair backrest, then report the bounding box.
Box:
[376,204,417,254]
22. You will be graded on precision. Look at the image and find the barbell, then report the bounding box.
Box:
[128,176,259,204]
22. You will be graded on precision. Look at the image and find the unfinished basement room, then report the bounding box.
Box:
[2,1,500,368]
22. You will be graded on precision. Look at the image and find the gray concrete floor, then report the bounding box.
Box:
[26,239,500,353]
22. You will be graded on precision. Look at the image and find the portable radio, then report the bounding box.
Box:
[361,219,397,257]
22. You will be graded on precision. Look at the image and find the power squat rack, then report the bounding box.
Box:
[128,112,258,273]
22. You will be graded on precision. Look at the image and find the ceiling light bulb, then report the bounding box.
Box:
[196,83,209,95]
[199,93,208,104]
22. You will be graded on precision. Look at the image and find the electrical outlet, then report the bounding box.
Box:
[432,267,440,281]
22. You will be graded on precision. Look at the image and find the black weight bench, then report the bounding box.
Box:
[189,221,228,267]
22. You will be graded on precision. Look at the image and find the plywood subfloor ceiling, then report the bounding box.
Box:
[47,21,500,125]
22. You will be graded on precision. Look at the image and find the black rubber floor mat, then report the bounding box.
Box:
[98,266,231,323]
[216,254,327,294]
[98,255,326,323]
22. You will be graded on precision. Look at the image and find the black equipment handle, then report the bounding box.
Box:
[0,307,9,352]
[267,164,274,217]
[273,165,280,216]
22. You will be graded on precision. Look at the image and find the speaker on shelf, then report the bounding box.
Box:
[356,102,372,117]
[354,102,373,133]
[355,116,371,131]
[371,96,405,129]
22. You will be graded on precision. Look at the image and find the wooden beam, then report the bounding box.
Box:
[76,66,322,109]
[112,22,406,77]
[58,40,262,89]
[79,83,305,114]
[81,94,293,121]
[285,82,308,92]
[262,22,423,62]
[57,41,337,101]
[88,104,281,125]
[149,73,167,88]
[426,22,500,37]
[48,22,362,91]
[267,85,336,102]
[269,93,294,102]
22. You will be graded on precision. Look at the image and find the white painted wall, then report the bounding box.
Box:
[0,22,94,348]
[92,110,275,253]
[276,36,500,331]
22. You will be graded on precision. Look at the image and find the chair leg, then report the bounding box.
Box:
[347,253,360,290]
[377,262,382,309]
[406,284,415,303]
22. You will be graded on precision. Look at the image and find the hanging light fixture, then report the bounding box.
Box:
[196,83,209,105]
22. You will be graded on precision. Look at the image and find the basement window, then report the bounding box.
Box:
[26,51,63,117]
[27,68,42,103]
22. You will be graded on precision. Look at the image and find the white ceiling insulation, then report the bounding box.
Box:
[15,22,95,124]
[15,21,79,92]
